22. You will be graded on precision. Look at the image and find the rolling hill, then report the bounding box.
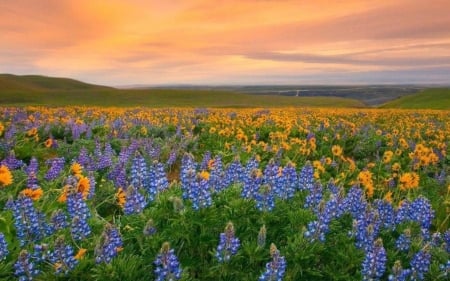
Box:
[0,74,365,108]
[380,88,450,110]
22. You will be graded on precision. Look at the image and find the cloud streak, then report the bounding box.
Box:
[0,0,449,85]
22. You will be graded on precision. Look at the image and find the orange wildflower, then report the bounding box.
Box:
[0,165,13,187]
[21,188,43,200]
[44,138,53,148]
[116,188,126,208]
[331,145,343,157]
[74,248,87,260]
[70,162,83,176]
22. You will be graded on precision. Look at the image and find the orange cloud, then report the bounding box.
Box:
[1,0,449,85]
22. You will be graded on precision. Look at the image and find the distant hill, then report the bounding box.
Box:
[0,73,365,108]
[380,88,450,110]
[0,74,114,92]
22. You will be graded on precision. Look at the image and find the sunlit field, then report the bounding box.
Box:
[0,106,448,280]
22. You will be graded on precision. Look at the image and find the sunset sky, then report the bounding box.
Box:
[1,0,450,85]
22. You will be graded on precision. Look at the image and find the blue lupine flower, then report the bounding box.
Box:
[298,162,314,191]
[388,260,411,281]
[0,232,8,260]
[1,151,24,170]
[200,151,211,170]
[342,186,367,220]
[45,157,65,180]
[50,209,68,231]
[166,149,177,166]
[26,157,39,189]
[32,243,49,262]
[281,161,297,199]
[224,157,244,186]
[14,250,40,281]
[255,184,275,212]
[108,163,128,188]
[48,236,78,274]
[209,155,226,193]
[443,230,450,253]
[149,161,169,197]
[97,142,114,170]
[143,219,157,236]
[409,196,434,230]
[5,195,44,246]
[259,243,286,281]
[123,185,147,215]
[241,168,262,199]
[304,182,323,214]
[304,195,340,243]
[373,199,395,230]
[216,222,240,262]
[66,191,91,241]
[410,247,431,280]
[395,200,411,225]
[77,147,92,170]
[130,153,149,189]
[361,238,387,281]
[395,229,411,252]
[95,224,123,264]
[154,242,182,281]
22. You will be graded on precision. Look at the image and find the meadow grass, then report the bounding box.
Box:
[0,74,365,108]
[380,88,450,109]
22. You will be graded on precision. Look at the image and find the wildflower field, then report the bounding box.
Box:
[0,106,448,280]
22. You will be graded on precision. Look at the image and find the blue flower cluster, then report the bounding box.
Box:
[66,191,91,241]
[95,224,123,264]
[216,222,240,262]
[259,243,286,281]
[45,157,65,180]
[154,242,182,281]
[48,237,78,274]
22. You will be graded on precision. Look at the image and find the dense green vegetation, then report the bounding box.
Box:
[380,88,450,110]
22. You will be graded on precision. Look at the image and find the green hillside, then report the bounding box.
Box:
[380,88,450,110]
[0,74,365,108]
[0,74,113,91]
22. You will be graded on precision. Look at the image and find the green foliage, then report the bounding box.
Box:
[380,88,450,109]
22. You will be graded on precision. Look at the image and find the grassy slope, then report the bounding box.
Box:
[380,88,450,110]
[0,74,365,108]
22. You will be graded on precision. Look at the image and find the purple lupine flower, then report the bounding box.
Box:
[342,186,367,220]
[14,250,40,281]
[298,162,314,191]
[108,163,127,188]
[388,260,411,281]
[209,155,226,193]
[409,196,434,230]
[281,161,298,199]
[361,238,387,281]
[166,149,177,166]
[97,142,114,170]
[77,147,92,170]
[26,157,39,189]
[0,232,8,260]
[87,172,96,199]
[255,184,275,212]
[395,229,411,252]
[154,242,182,281]
[50,209,68,231]
[200,151,211,171]
[143,219,157,236]
[66,192,91,241]
[1,151,24,170]
[130,153,149,189]
[304,195,340,243]
[48,236,78,274]
[224,157,244,186]
[304,182,323,214]
[259,243,287,281]
[216,222,240,262]
[151,161,169,193]
[95,224,123,264]
[373,199,395,230]
[123,185,147,215]
[395,200,411,225]
[45,157,65,180]
[242,168,263,199]
[410,247,431,280]
[5,195,44,246]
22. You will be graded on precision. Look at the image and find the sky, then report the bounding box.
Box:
[1,0,450,86]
